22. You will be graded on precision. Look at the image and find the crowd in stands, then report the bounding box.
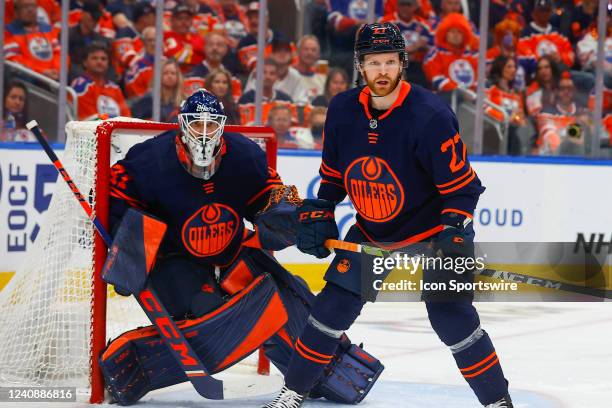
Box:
[2,0,611,156]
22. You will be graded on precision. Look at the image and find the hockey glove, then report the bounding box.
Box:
[296,199,338,258]
[433,213,475,274]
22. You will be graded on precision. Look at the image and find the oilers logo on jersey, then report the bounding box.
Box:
[348,0,369,20]
[97,95,121,118]
[536,39,559,58]
[181,203,239,257]
[28,36,52,60]
[449,59,475,87]
[344,156,404,223]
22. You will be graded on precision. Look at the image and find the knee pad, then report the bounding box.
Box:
[426,302,480,347]
[310,283,364,334]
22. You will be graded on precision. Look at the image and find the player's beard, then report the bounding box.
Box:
[364,70,402,97]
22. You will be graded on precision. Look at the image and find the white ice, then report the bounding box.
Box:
[3,302,610,408]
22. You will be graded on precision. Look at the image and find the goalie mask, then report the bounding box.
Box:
[177,89,227,180]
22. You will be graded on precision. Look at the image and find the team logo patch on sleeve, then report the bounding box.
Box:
[181,204,239,257]
[344,156,404,223]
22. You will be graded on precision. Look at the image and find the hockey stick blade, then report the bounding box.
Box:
[29,120,224,399]
[325,239,611,300]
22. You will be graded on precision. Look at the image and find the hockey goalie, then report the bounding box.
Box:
[99,89,383,405]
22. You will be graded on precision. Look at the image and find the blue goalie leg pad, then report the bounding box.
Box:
[99,340,150,405]
[99,274,286,405]
[314,340,385,404]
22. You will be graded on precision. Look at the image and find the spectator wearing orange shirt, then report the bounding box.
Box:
[4,0,61,27]
[68,0,116,39]
[70,43,131,120]
[535,72,589,155]
[526,55,562,116]
[210,0,249,49]
[486,56,529,155]
[423,13,478,97]
[111,2,156,76]
[487,19,536,91]
[184,32,242,102]
[4,0,61,80]
[384,0,435,21]
[164,3,205,73]
[518,0,575,69]
[124,27,156,100]
[381,0,434,88]
[236,2,291,73]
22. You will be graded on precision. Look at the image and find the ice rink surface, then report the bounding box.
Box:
[3,302,610,408]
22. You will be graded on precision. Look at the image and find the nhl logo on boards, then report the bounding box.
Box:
[369,119,378,129]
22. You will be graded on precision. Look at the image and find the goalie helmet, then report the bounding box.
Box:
[177,89,227,180]
[354,22,407,66]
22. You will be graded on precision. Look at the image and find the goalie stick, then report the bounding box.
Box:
[325,239,611,300]
[27,120,224,400]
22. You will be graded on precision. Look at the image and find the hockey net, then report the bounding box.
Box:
[0,119,277,403]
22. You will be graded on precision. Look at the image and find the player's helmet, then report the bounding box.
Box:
[354,22,407,66]
[177,89,227,180]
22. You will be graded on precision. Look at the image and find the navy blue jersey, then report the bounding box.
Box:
[318,81,485,247]
[110,131,282,266]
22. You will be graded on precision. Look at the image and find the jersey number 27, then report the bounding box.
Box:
[440,133,466,173]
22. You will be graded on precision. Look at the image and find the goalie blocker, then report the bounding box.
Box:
[100,208,383,405]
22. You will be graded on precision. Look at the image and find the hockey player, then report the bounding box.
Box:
[100,89,383,405]
[264,22,514,408]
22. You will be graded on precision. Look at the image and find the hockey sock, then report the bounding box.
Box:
[284,283,364,394]
[452,330,508,405]
[284,321,341,394]
[426,302,508,406]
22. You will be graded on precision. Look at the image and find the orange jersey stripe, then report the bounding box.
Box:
[435,166,472,189]
[356,222,444,249]
[321,160,342,177]
[246,184,278,206]
[439,170,476,195]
